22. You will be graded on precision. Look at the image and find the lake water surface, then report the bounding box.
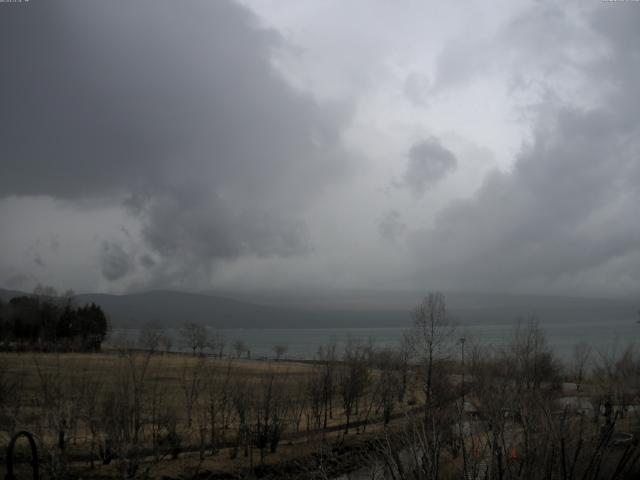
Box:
[108,316,640,360]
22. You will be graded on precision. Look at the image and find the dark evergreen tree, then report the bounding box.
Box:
[1,295,108,351]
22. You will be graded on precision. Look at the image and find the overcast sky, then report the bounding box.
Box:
[1,0,639,298]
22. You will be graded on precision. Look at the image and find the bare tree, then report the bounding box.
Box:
[405,292,455,407]
[180,356,206,428]
[0,358,22,437]
[158,331,173,354]
[204,359,234,455]
[253,371,290,463]
[79,370,104,469]
[338,339,370,434]
[317,342,337,430]
[32,355,73,452]
[233,339,247,359]
[571,341,592,392]
[372,326,640,480]
[372,348,402,426]
[273,344,288,361]
[137,323,164,352]
[593,344,639,422]
[32,354,94,478]
[289,377,308,433]
[96,349,154,476]
[147,358,170,461]
[396,337,413,403]
[180,322,208,356]
[510,319,560,392]
[209,330,226,358]
[230,376,251,460]
[305,366,326,432]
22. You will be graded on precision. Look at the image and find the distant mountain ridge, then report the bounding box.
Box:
[1,288,637,329]
[0,288,411,329]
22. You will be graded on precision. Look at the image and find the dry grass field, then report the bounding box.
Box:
[3,320,640,480]
[0,351,313,396]
[0,350,418,479]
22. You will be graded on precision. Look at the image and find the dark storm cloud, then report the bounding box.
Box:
[139,254,156,270]
[99,241,135,282]
[138,191,312,260]
[408,5,640,295]
[402,138,457,195]
[0,0,351,283]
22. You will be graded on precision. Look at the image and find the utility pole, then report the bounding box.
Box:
[458,337,468,477]
[459,337,466,407]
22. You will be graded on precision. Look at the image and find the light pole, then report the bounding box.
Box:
[459,337,466,407]
[458,337,468,474]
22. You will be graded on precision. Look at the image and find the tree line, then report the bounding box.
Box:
[0,289,108,351]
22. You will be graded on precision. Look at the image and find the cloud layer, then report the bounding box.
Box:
[0,0,351,284]
[403,138,457,195]
[1,0,639,299]
[408,4,640,296]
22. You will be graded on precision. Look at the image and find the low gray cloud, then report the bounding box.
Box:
[407,5,640,296]
[33,255,45,268]
[403,72,431,108]
[4,273,33,290]
[429,2,594,96]
[2,1,639,298]
[139,254,156,270]
[402,138,457,195]
[100,241,135,282]
[138,192,312,262]
[0,0,351,286]
[378,210,406,244]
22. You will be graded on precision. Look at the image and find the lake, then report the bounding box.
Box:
[107,316,640,361]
